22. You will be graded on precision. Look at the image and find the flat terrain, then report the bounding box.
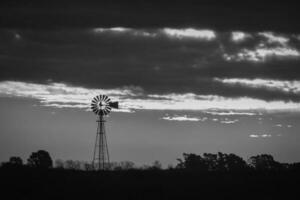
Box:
[1,168,299,200]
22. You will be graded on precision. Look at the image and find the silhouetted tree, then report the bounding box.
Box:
[1,156,23,168]
[177,152,248,171]
[110,161,136,170]
[167,164,174,170]
[150,160,162,170]
[203,153,218,170]
[55,159,64,168]
[177,153,208,170]
[117,161,135,170]
[27,150,53,169]
[9,156,23,166]
[64,160,82,170]
[84,162,93,171]
[288,162,300,171]
[248,154,281,170]
[223,153,248,171]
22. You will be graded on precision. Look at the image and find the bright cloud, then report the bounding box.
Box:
[214,78,300,94]
[1,81,300,112]
[93,27,131,33]
[162,28,216,40]
[231,31,251,42]
[258,32,289,46]
[93,27,157,37]
[220,119,239,124]
[161,115,206,122]
[204,110,258,116]
[249,134,272,138]
[225,31,299,62]
[14,33,21,40]
[223,47,300,62]
[92,27,300,63]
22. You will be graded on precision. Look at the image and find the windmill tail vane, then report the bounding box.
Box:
[108,101,119,109]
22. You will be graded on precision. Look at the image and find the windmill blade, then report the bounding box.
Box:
[109,101,119,109]
[104,107,111,113]
[103,95,108,101]
[103,110,108,115]
[104,98,110,103]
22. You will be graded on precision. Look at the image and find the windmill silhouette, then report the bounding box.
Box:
[91,95,119,170]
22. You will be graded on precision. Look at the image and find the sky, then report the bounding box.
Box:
[0,1,300,166]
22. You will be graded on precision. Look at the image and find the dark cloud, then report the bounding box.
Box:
[1,28,300,102]
[0,1,300,33]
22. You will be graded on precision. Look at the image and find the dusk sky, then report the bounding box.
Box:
[1,1,300,166]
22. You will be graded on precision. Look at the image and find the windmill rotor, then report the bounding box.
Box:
[91,94,119,116]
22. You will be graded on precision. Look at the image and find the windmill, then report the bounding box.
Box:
[91,94,119,170]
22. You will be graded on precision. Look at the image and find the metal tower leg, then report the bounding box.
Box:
[92,115,110,170]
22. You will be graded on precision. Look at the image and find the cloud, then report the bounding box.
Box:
[224,31,300,62]
[93,27,157,37]
[258,32,289,46]
[249,134,272,138]
[14,33,21,40]
[162,28,216,40]
[223,47,300,62]
[249,134,259,138]
[1,81,300,112]
[93,27,217,40]
[231,31,251,42]
[275,124,293,128]
[94,27,131,33]
[0,81,134,113]
[204,110,258,116]
[214,78,300,96]
[220,119,239,124]
[161,115,206,122]
[1,1,300,34]
[1,28,300,103]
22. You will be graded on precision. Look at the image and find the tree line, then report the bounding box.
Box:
[1,150,300,171]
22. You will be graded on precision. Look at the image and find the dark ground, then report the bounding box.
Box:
[1,168,299,200]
